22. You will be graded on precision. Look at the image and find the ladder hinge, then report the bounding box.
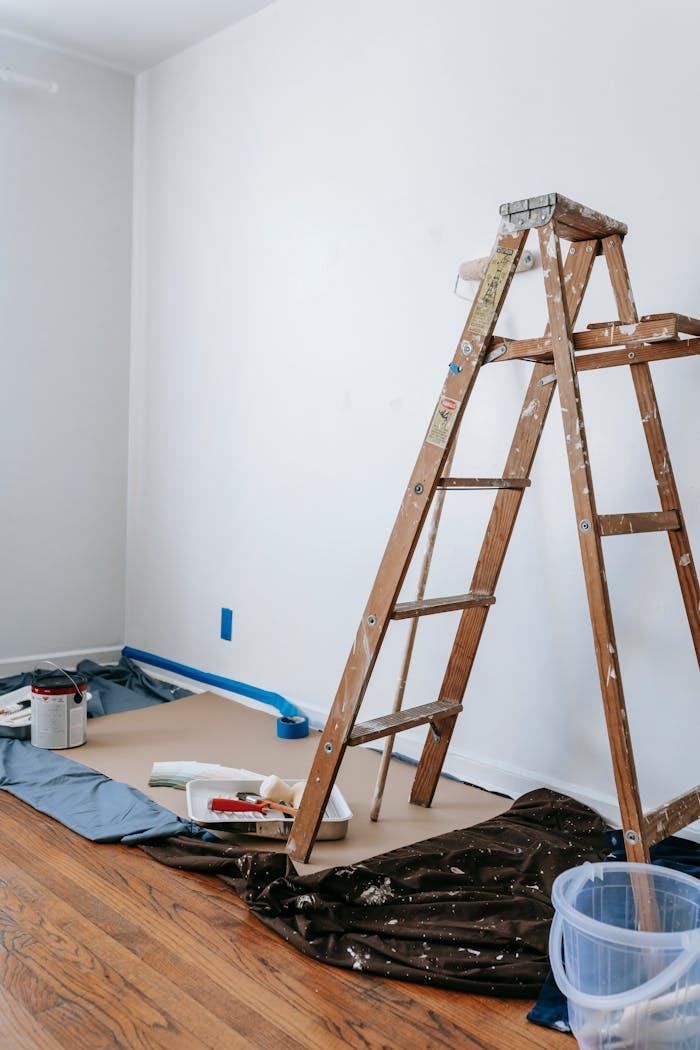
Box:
[484,343,507,363]
[500,193,556,230]
[428,720,441,744]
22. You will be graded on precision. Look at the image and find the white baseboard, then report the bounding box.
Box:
[0,645,123,677]
[134,663,290,717]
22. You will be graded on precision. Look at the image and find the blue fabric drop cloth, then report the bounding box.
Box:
[0,738,203,843]
[0,654,205,844]
[0,653,191,715]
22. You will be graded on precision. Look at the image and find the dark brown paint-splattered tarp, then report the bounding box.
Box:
[143,789,609,997]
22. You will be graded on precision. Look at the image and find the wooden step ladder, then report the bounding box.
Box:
[287,192,700,864]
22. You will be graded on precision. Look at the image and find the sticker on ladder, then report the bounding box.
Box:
[469,245,516,336]
[426,396,460,449]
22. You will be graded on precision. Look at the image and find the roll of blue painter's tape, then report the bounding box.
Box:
[277,714,309,739]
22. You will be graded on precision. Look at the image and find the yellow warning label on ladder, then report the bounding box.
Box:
[426,396,460,449]
[469,246,516,336]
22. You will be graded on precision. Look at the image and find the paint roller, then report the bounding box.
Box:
[258,774,307,809]
[207,774,305,816]
[457,250,536,283]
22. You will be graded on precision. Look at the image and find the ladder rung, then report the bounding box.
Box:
[641,313,700,337]
[575,337,700,373]
[348,700,463,746]
[391,592,495,620]
[578,317,680,348]
[642,784,700,843]
[437,477,531,490]
[488,317,680,365]
[598,511,681,536]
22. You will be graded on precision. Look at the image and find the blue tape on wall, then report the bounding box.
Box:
[122,647,303,722]
[220,608,233,641]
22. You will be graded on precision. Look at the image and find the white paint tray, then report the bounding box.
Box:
[0,686,32,739]
[186,777,352,840]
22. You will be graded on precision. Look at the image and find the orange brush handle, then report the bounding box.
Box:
[259,799,298,817]
[236,792,298,817]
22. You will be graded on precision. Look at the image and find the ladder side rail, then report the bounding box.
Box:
[602,236,700,665]
[538,223,649,863]
[287,228,528,861]
[370,444,457,822]
[411,240,599,806]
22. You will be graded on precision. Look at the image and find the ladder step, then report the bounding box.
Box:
[349,700,463,746]
[437,477,531,490]
[598,510,681,536]
[391,592,495,620]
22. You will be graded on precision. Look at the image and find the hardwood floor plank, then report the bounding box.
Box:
[0,791,565,1049]
[0,810,351,1047]
[0,850,268,1049]
[0,982,67,1050]
[0,802,485,1048]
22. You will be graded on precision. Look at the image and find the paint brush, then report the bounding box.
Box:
[0,698,31,717]
[0,709,32,724]
[236,792,298,817]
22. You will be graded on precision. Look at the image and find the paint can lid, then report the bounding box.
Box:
[31,670,88,692]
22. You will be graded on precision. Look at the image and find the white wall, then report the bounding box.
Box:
[0,35,133,668]
[128,0,700,824]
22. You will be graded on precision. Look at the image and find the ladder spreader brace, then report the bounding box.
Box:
[287,192,700,864]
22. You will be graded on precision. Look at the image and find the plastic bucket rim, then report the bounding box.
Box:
[550,908,700,1013]
[551,861,700,950]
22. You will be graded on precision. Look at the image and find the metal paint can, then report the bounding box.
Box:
[30,669,88,749]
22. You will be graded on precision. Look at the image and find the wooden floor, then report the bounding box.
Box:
[0,791,567,1050]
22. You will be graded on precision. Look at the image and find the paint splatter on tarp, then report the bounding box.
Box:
[143,789,609,997]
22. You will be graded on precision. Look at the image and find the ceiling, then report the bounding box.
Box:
[0,0,277,74]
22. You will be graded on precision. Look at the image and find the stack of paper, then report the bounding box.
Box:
[149,761,261,790]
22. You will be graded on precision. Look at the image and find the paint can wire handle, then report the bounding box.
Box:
[32,660,86,702]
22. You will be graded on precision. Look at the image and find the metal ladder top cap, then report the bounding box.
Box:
[499,192,627,241]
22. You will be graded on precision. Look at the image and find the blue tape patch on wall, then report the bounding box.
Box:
[122,647,301,719]
[220,607,233,641]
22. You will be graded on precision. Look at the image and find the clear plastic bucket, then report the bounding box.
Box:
[550,862,700,1049]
